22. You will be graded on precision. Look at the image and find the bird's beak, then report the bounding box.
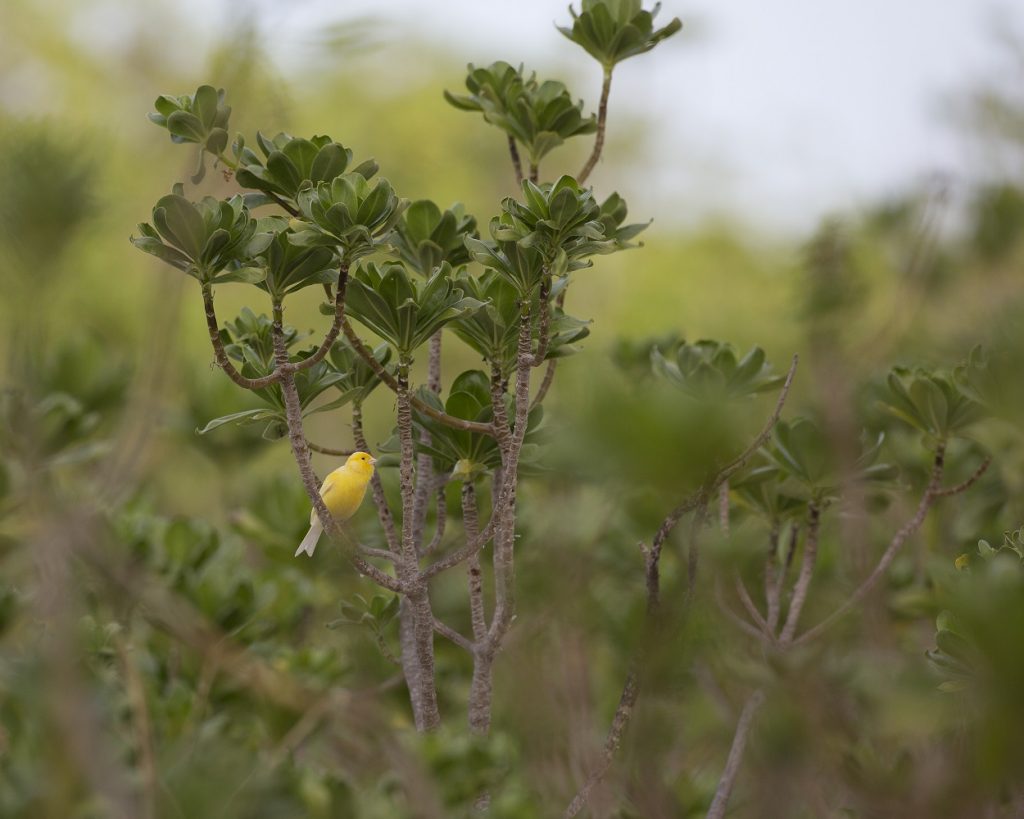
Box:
[369,457,378,465]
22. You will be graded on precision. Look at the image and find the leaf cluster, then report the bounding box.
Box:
[558,0,682,70]
[148,85,231,182]
[444,62,596,164]
[345,261,485,358]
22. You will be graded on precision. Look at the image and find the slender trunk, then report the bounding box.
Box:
[396,360,441,730]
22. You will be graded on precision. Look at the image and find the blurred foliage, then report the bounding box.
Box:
[2,1,1024,817]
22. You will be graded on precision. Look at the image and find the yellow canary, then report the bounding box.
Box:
[294,451,377,557]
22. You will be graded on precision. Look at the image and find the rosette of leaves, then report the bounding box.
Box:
[344,261,485,359]
[291,173,406,263]
[450,269,591,377]
[253,228,339,300]
[757,419,899,504]
[198,310,345,438]
[444,62,597,165]
[327,337,393,407]
[880,366,985,443]
[558,0,682,71]
[407,370,544,478]
[131,186,274,284]
[328,594,401,663]
[652,341,784,402]
[391,200,478,276]
[233,131,378,207]
[491,177,616,267]
[147,85,231,182]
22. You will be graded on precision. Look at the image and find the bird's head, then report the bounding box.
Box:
[346,450,377,477]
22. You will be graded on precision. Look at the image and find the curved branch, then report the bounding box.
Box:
[291,265,349,372]
[934,456,991,497]
[307,441,353,457]
[577,70,613,185]
[778,503,820,645]
[201,285,280,390]
[791,445,946,648]
[342,320,495,436]
[706,690,767,819]
[433,617,474,653]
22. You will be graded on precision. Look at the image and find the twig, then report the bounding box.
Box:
[343,319,495,436]
[201,285,280,390]
[563,670,639,818]
[307,440,353,457]
[791,445,946,648]
[359,546,400,562]
[577,70,613,185]
[705,690,767,819]
[714,580,767,641]
[715,355,799,484]
[290,266,349,372]
[529,163,539,183]
[433,617,474,653]
[779,503,821,645]
[933,457,991,497]
[531,359,558,409]
[507,135,524,187]
[734,574,770,638]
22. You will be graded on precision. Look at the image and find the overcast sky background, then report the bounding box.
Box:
[243,0,1018,233]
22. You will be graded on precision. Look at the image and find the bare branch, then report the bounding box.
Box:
[706,690,767,819]
[563,670,639,818]
[201,285,280,390]
[433,617,474,653]
[734,574,771,638]
[934,456,991,497]
[577,70,613,185]
[307,440,353,457]
[716,354,799,484]
[531,273,552,366]
[791,445,946,648]
[779,503,821,645]
[507,135,524,187]
[291,265,349,372]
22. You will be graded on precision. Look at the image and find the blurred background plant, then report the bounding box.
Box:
[2,0,1024,817]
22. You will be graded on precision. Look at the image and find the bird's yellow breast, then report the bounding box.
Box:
[311,465,372,525]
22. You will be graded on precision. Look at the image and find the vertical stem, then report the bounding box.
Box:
[463,482,487,643]
[577,69,613,185]
[412,331,443,554]
[396,359,441,730]
[353,402,398,552]
[764,523,782,636]
[507,135,524,187]
[706,690,767,819]
[718,480,730,535]
[780,503,821,645]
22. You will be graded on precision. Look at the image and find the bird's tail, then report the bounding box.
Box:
[295,519,324,557]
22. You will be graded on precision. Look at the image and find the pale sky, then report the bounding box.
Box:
[247,0,1019,233]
